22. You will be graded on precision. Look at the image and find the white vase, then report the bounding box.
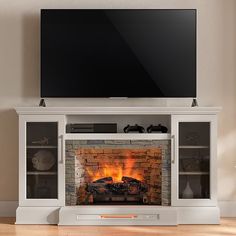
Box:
[182,181,194,198]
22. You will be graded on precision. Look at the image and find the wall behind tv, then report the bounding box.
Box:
[0,0,235,208]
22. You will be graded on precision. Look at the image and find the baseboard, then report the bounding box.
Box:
[0,201,18,217]
[218,201,236,217]
[177,206,220,224]
[1,201,236,218]
[16,207,60,224]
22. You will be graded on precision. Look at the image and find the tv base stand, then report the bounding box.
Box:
[39,98,46,107]
[191,98,199,107]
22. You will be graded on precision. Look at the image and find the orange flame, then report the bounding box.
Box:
[86,150,143,182]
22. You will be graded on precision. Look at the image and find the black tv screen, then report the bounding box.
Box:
[41,9,196,98]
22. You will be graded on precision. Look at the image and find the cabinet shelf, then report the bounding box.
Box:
[27,145,57,149]
[179,171,209,175]
[179,145,209,149]
[27,171,57,175]
[65,133,171,140]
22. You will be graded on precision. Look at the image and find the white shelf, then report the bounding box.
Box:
[179,145,209,149]
[27,145,57,149]
[64,133,171,140]
[27,171,57,175]
[15,106,222,115]
[179,172,209,175]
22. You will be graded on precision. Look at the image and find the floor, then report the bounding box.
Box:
[0,218,236,236]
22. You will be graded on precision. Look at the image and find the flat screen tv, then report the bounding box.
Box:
[41,9,196,98]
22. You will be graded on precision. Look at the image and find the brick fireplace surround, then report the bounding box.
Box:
[65,140,171,207]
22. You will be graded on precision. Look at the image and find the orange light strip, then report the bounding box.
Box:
[100,214,137,219]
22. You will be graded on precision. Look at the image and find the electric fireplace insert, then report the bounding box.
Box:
[65,140,171,206]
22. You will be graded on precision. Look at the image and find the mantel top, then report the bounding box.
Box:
[15,106,221,115]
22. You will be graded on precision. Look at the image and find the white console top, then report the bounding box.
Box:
[15,106,221,115]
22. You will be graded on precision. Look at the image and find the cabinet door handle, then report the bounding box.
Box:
[171,135,175,164]
[60,134,64,164]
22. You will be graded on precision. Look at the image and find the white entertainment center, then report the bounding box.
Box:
[15,106,220,225]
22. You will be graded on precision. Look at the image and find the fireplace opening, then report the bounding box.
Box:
[66,140,171,206]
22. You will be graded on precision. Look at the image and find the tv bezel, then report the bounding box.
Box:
[40,9,197,98]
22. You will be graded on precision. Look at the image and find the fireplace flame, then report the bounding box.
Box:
[86,150,142,182]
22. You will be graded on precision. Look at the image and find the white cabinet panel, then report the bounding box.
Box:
[171,115,217,206]
[19,115,65,206]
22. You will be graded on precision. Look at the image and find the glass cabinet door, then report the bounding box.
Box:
[171,115,217,206]
[19,115,65,206]
[26,122,58,199]
[178,122,210,200]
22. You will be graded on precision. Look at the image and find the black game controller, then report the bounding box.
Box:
[147,124,168,133]
[124,124,145,133]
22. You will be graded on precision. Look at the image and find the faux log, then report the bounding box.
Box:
[85,176,148,203]
[93,177,113,184]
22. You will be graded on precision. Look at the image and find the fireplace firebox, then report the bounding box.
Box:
[65,140,171,206]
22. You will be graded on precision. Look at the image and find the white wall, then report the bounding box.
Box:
[0,0,235,202]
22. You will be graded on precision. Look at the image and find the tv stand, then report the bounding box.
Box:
[191,98,199,107]
[15,106,221,225]
[39,98,46,107]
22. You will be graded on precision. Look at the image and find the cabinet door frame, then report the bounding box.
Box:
[19,115,65,207]
[171,114,217,206]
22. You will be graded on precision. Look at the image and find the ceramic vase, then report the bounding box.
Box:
[182,181,194,198]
